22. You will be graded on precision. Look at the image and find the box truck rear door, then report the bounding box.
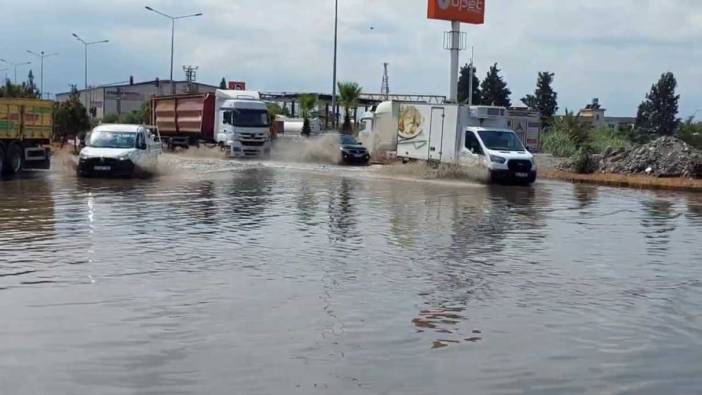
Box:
[428,107,445,161]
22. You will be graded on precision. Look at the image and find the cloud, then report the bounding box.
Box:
[1,0,700,117]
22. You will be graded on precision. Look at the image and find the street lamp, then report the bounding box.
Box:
[0,59,32,84]
[331,0,339,129]
[72,33,109,91]
[26,50,59,99]
[145,5,203,94]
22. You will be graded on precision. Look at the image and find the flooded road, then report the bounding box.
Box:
[1,157,702,394]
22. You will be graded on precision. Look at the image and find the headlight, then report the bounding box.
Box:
[79,152,89,160]
[118,156,130,161]
[490,155,506,164]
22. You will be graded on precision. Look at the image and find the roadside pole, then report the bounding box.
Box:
[449,21,460,103]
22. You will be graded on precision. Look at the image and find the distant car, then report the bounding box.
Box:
[337,134,370,165]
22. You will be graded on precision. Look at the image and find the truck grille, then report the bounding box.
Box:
[508,159,532,172]
[83,158,120,166]
[241,140,266,147]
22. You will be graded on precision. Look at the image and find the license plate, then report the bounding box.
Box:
[94,166,111,171]
[515,172,529,178]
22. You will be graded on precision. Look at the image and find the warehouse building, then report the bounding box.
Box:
[56,78,218,119]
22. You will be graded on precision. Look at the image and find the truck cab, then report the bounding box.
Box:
[214,90,271,158]
[77,124,162,177]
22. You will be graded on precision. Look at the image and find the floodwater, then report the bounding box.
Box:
[1,155,701,395]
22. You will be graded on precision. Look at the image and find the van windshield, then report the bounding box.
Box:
[88,131,136,149]
[478,130,526,152]
[226,109,270,128]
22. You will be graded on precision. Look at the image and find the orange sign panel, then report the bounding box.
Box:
[428,0,485,24]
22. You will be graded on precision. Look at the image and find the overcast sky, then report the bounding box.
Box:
[1,0,700,117]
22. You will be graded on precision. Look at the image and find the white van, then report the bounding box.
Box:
[77,124,162,177]
[214,90,271,158]
[360,102,537,184]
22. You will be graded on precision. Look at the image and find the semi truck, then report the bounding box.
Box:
[152,90,271,158]
[359,101,537,184]
[0,98,52,176]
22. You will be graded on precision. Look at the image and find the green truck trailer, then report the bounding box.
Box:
[0,98,53,176]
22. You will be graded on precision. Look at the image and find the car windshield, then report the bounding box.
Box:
[231,109,270,127]
[339,135,358,145]
[478,130,526,152]
[88,131,137,149]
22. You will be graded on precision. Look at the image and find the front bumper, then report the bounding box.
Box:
[341,151,370,164]
[489,169,537,184]
[230,140,270,158]
[78,158,135,177]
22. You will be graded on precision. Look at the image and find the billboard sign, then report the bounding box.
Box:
[228,81,246,90]
[428,0,485,24]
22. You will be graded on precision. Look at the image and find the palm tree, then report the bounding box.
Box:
[337,82,362,133]
[299,94,317,137]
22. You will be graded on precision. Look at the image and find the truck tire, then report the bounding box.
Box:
[6,143,24,175]
[0,145,6,175]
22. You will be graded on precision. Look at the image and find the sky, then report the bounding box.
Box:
[1,0,700,117]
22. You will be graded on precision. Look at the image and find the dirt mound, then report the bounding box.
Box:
[560,137,702,178]
[599,137,702,178]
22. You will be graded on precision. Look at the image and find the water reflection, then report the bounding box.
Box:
[640,199,680,257]
[327,178,359,243]
[412,185,548,349]
[572,184,599,210]
[295,178,319,228]
[223,168,275,230]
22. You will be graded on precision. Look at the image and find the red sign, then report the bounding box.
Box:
[228,81,246,90]
[428,0,485,24]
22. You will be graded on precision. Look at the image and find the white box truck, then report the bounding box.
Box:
[213,90,272,158]
[359,101,537,184]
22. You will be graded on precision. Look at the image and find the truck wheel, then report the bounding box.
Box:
[0,145,6,175]
[6,143,23,175]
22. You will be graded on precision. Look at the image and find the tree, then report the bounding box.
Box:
[521,71,558,125]
[635,72,680,137]
[27,70,38,96]
[54,86,90,152]
[219,77,227,89]
[0,77,39,99]
[480,63,511,107]
[299,94,317,137]
[337,82,362,133]
[457,63,480,104]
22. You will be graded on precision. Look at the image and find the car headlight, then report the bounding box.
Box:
[118,155,130,161]
[79,152,89,160]
[490,155,506,164]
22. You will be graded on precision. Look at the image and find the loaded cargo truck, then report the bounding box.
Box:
[0,98,52,176]
[152,90,271,158]
[359,101,537,184]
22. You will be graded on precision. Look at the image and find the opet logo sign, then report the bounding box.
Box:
[428,0,485,24]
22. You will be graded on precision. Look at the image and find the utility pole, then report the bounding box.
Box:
[331,0,339,129]
[72,33,109,110]
[145,6,203,95]
[0,59,32,85]
[381,62,390,100]
[467,46,474,106]
[448,21,461,103]
[27,50,59,99]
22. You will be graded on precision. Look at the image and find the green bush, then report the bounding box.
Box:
[590,127,633,154]
[678,119,702,149]
[541,128,578,157]
[101,113,119,123]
